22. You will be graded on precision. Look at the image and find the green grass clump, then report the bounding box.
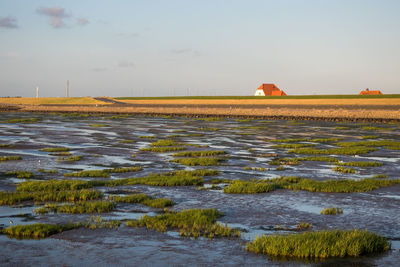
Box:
[138,135,155,139]
[0,144,13,147]
[140,146,187,152]
[337,161,382,167]
[110,193,174,208]
[321,207,343,215]
[285,178,400,193]
[58,155,82,162]
[336,140,400,148]
[362,135,378,139]
[0,156,22,161]
[172,130,187,133]
[89,124,108,127]
[246,229,390,258]
[40,147,69,152]
[106,166,142,173]
[372,174,388,179]
[16,179,94,192]
[289,146,377,155]
[332,166,356,174]
[172,157,224,166]
[172,150,226,157]
[223,180,280,194]
[271,144,315,149]
[0,189,103,205]
[362,126,392,131]
[119,139,135,143]
[126,209,240,239]
[64,170,110,178]
[223,177,400,194]
[196,117,224,121]
[3,118,40,124]
[50,151,71,156]
[4,171,34,178]
[335,126,350,130]
[150,139,178,146]
[84,216,121,229]
[2,223,79,239]
[35,201,115,214]
[297,156,339,163]
[38,168,58,174]
[296,222,312,229]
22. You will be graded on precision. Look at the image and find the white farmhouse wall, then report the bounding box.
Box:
[254,89,265,96]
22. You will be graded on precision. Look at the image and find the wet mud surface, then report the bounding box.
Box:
[0,112,399,266]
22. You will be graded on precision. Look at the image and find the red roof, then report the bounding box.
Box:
[359,89,382,95]
[256,84,287,96]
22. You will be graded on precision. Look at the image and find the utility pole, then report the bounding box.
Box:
[36,87,39,98]
[66,80,69,97]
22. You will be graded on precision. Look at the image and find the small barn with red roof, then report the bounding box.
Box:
[254,84,287,96]
[359,88,382,95]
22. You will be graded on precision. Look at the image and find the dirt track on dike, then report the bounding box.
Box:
[1,98,399,122]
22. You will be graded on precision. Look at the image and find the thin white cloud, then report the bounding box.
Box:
[36,7,70,28]
[0,16,18,28]
[77,17,89,26]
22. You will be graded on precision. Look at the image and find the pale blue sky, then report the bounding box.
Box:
[0,0,399,97]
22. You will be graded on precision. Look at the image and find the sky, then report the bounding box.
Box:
[0,0,399,97]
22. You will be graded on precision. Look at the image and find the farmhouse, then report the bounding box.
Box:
[254,84,287,96]
[359,88,382,95]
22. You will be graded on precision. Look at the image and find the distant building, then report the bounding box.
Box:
[359,88,382,95]
[254,84,287,96]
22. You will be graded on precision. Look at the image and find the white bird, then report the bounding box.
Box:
[38,160,41,165]
[9,220,13,225]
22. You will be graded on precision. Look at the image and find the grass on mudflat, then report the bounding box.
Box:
[337,161,382,167]
[372,174,388,179]
[2,223,79,239]
[243,167,266,171]
[2,118,40,124]
[138,135,156,139]
[0,189,103,205]
[271,144,315,149]
[119,139,135,143]
[140,146,187,152]
[332,166,356,174]
[109,193,174,208]
[223,177,400,194]
[40,147,69,152]
[89,124,108,127]
[38,168,58,174]
[125,209,240,239]
[296,222,312,230]
[246,229,390,258]
[362,135,379,139]
[84,216,121,229]
[58,155,83,162]
[4,171,34,178]
[0,156,22,161]
[35,201,115,214]
[320,207,343,215]
[64,170,110,178]
[172,157,224,166]
[289,146,378,155]
[172,150,226,157]
[106,166,143,173]
[150,139,179,146]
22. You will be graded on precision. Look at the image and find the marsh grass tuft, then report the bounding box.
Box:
[64,170,110,178]
[35,200,115,214]
[40,147,69,152]
[58,155,82,162]
[4,171,34,178]
[320,207,343,215]
[2,223,79,239]
[125,209,240,239]
[332,166,356,174]
[172,150,226,157]
[172,157,224,166]
[246,229,390,258]
[337,161,382,167]
[0,156,22,161]
[109,193,174,208]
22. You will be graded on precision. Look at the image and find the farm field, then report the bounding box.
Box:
[0,112,399,266]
